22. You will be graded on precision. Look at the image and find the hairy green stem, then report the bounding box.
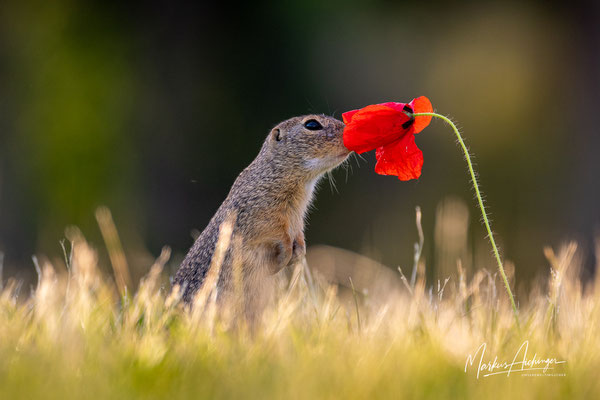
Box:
[412,112,520,328]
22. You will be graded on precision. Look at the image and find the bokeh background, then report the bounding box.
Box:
[1,0,598,291]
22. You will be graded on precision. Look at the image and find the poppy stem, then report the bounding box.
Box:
[412,112,520,329]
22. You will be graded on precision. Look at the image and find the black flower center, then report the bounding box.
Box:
[402,105,415,129]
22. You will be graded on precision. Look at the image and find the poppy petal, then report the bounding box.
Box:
[343,102,409,123]
[342,104,412,154]
[378,102,409,113]
[374,135,423,181]
[408,96,433,134]
[341,109,359,124]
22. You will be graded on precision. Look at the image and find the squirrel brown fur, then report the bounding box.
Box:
[173,114,349,316]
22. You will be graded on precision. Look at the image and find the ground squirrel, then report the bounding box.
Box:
[174,114,349,316]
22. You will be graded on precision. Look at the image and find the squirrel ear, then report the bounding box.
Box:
[270,128,283,143]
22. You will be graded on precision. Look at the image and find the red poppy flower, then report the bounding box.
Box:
[342,96,433,180]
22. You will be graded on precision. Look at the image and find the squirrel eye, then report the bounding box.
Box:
[304,119,323,131]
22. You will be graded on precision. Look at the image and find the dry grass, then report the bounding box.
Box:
[0,222,599,399]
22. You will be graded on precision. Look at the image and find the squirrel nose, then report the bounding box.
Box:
[330,122,345,138]
[327,127,342,139]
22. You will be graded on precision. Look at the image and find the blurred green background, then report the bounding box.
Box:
[0,0,598,288]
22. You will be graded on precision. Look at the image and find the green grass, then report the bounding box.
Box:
[0,227,599,399]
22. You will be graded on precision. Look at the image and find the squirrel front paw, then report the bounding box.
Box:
[269,234,305,274]
[288,236,306,267]
[270,239,293,274]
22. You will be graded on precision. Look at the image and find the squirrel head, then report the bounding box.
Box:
[264,115,350,179]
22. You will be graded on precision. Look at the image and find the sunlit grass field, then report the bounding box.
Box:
[1,216,599,399]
